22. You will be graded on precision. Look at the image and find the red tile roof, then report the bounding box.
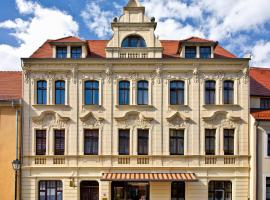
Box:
[30,36,236,59]
[251,109,270,120]
[52,36,84,43]
[250,67,270,96]
[0,72,22,100]
[182,36,216,43]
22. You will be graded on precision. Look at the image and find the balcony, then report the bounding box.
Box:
[24,155,249,168]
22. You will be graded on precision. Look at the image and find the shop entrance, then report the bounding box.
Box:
[111,181,149,200]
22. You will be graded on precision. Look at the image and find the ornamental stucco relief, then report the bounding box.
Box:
[166,112,192,128]
[202,110,243,129]
[32,110,71,128]
[114,111,154,129]
[80,111,105,128]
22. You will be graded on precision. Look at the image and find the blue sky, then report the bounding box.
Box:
[0,0,270,70]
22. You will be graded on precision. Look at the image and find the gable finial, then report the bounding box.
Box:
[126,0,142,7]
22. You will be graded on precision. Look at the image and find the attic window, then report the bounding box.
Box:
[56,47,67,58]
[121,35,146,48]
[200,46,211,59]
[185,46,196,58]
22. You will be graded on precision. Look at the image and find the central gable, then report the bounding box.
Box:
[106,0,163,58]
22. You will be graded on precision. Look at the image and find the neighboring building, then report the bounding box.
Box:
[250,67,270,200]
[0,72,22,200]
[21,0,250,199]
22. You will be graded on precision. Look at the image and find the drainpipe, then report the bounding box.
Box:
[255,121,259,200]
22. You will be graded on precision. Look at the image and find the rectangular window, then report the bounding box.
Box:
[267,177,270,200]
[71,46,82,59]
[224,129,234,155]
[39,180,63,200]
[56,47,67,59]
[84,129,99,155]
[119,81,130,105]
[171,182,185,200]
[223,80,234,104]
[170,129,184,155]
[119,129,130,155]
[55,80,65,105]
[261,98,270,109]
[205,129,216,155]
[208,181,232,200]
[268,134,270,156]
[138,129,149,155]
[170,81,185,105]
[185,46,196,59]
[54,130,65,155]
[200,46,211,59]
[37,80,47,105]
[36,130,46,155]
[205,80,216,105]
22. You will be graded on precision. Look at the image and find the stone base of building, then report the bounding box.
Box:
[21,168,250,200]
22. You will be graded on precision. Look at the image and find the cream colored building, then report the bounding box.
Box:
[21,0,250,199]
[250,68,270,200]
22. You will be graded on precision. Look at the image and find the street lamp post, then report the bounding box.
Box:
[12,159,21,200]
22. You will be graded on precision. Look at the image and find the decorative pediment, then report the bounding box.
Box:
[166,112,191,128]
[202,111,242,128]
[32,111,70,128]
[115,111,154,128]
[80,112,104,127]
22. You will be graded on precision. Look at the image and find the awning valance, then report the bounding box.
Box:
[101,173,198,182]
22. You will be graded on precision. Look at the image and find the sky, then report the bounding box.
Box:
[0,0,270,71]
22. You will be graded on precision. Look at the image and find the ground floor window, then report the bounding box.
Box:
[39,180,62,200]
[171,181,185,200]
[267,177,270,200]
[208,181,232,200]
[112,182,149,200]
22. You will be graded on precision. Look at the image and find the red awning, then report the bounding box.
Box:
[101,173,198,182]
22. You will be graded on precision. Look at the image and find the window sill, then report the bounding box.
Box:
[115,105,154,110]
[33,104,70,108]
[203,104,240,109]
[82,105,103,111]
[168,105,190,111]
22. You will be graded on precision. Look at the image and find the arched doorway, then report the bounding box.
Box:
[80,181,99,200]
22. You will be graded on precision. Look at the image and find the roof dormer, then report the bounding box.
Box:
[106,0,163,59]
[180,37,218,59]
[49,36,88,59]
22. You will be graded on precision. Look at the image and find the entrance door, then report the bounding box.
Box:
[80,181,99,200]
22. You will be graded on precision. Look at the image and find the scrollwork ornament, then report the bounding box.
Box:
[242,67,249,84]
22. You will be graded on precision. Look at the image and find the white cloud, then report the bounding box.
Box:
[81,2,115,38]
[156,19,205,40]
[16,0,37,14]
[251,40,270,67]
[0,0,79,71]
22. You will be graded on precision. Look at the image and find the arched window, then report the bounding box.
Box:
[137,80,148,105]
[121,35,146,48]
[119,81,130,105]
[37,80,47,105]
[223,80,234,104]
[55,80,65,105]
[170,81,185,105]
[85,81,99,105]
[205,80,216,104]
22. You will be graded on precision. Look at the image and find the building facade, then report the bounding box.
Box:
[21,0,250,199]
[250,68,270,200]
[0,72,22,200]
